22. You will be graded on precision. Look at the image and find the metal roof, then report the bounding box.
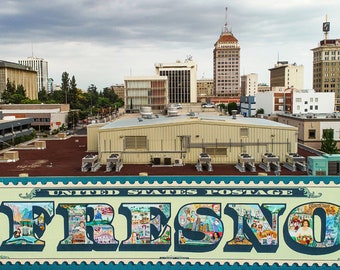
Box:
[100,113,294,130]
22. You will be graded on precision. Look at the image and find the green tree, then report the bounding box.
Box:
[227,102,238,115]
[102,86,118,103]
[1,79,16,103]
[61,72,70,104]
[38,86,48,103]
[68,75,78,109]
[256,108,264,115]
[321,128,338,154]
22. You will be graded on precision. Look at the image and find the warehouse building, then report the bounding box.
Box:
[87,112,298,166]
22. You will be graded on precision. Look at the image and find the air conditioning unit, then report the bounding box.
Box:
[174,158,183,166]
[153,157,161,165]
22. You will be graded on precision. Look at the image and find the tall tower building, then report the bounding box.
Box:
[155,59,197,104]
[18,57,49,93]
[311,17,340,110]
[213,7,240,97]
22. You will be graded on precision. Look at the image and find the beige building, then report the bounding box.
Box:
[257,83,270,92]
[278,113,340,150]
[197,79,214,102]
[124,76,168,112]
[311,38,340,110]
[111,84,125,100]
[213,12,240,98]
[269,61,304,91]
[87,114,298,165]
[0,60,38,100]
[241,73,258,96]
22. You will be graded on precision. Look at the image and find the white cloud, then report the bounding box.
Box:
[1,0,340,90]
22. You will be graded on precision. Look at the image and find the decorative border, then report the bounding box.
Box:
[0,176,338,267]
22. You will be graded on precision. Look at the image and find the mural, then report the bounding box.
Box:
[0,177,338,266]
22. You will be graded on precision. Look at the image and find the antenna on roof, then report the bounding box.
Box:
[223,7,229,33]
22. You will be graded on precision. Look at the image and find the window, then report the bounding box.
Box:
[125,136,147,150]
[308,130,316,139]
[310,105,313,110]
[240,127,249,137]
[205,148,227,156]
[296,98,302,102]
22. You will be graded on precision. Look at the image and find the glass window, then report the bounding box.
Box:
[240,128,249,137]
[308,130,316,139]
[125,136,147,150]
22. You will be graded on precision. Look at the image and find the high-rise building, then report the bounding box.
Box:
[213,8,240,97]
[0,60,38,100]
[269,61,304,92]
[241,73,258,96]
[311,18,340,110]
[18,57,49,93]
[154,60,197,104]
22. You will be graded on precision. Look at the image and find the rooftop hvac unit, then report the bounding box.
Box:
[164,157,171,165]
[174,158,183,166]
[153,157,161,165]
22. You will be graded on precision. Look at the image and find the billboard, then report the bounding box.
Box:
[0,176,338,266]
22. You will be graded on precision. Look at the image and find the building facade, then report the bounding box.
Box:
[196,79,214,102]
[0,104,70,132]
[241,73,258,96]
[0,60,38,101]
[154,60,197,104]
[311,39,340,110]
[256,90,335,115]
[87,114,298,165]
[269,61,304,91]
[18,57,49,93]
[240,96,256,117]
[278,113,340,150]
[213,17,240,97]
[111,84,125,100]
[124,76,168,112]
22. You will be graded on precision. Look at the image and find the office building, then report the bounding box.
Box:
[241,73,258,96]
[213,8,240,97]
[269,61,304,91]
[0,60,38,101]
[197,79,214,102]
[311,19,340,110]
[155,60,197,104]
[18,57,49,93]
[124,76,168,112]
[256,89,334,115]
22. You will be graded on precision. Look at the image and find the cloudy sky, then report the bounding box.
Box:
[1,0,339,91]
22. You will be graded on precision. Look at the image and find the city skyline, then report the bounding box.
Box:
[1,0,339,91]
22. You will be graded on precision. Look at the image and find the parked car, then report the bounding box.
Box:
[174,103,183,109]
[201,103,215,108]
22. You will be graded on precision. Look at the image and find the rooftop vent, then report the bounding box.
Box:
[232,110,237,119]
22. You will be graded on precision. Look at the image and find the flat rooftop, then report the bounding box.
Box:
[101,113,294,130]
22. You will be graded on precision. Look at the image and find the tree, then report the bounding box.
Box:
[321,128,338,154]
[68,75,78,109]
[256,108,264,115]
[227,102,238,115]
[61,72,70,104]
[38,86,48,103]
[1,79,16,103]
[1,80,27,104]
